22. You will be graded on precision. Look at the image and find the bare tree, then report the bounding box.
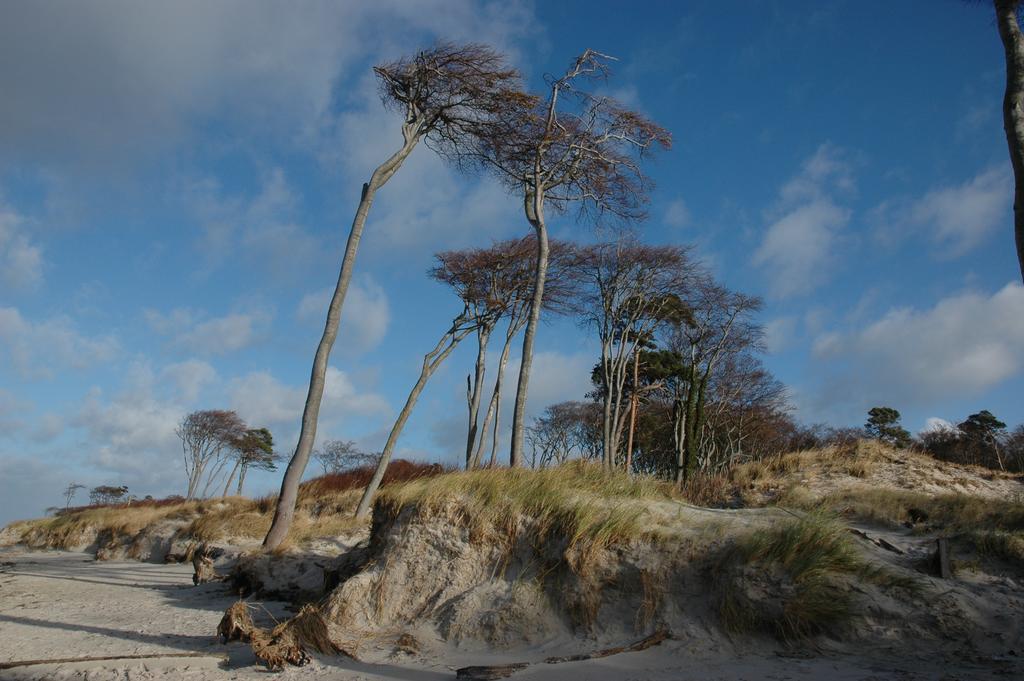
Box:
[353,304,498,519]
[525,401,600,468]
[995,0,1024,281]
[314,440,376,475]
[431,242,524,469]
[472,50,670,466]
[62,482,85,509]
[177,410,246,499]
[662,281,763,483]
[264,44,529,549]
[574,240,694,470]
[435,236,577,470]
[354,244,519,518]
[696,352,787,472]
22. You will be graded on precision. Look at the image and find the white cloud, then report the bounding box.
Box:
[664,199,691,229]
[0,388,33,435]
[227,366,390,430]
[75,386,185,478]
[160,359,218,402]
[321,80,523,256]
[0,456,70,524]
[297,276,390,355]
[753,144,853,298]
[186,169,323,278]
[0,307,119,378]
[909,167,1010,256]
[144,307,271,356]
[872,166,1011,257]
[0,200,44,290]
[921,417,956,435]
[763,316,797,354]
[0,1,537,169]
[427,347,596,464]
[32,412,65,444]
[524,351,596,412]
[812,281,1024,406]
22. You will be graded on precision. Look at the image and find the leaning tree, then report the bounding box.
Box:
[472,49,671,466]
[434,236,577,470]
[62,482,85,509]
[223,427,276,497]
[352,248,511,519]
[264,43,531,549]
[993,0,1024,281]
[176,409,246,500]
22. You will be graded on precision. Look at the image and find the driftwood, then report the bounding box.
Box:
[456,663,529,680]
[544,628,670,663]
[848,528,904,555]
[455,629,670,680]
[217,601,345,671]
[0,652,226,671]
[191,544,225,585]
[934,537,953,579]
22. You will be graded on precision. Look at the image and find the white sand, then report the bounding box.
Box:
[1,547,1019,680]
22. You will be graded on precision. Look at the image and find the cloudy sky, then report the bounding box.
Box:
[2,1,1022,525]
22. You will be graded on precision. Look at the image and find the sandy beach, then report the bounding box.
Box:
[2,547,1019,681]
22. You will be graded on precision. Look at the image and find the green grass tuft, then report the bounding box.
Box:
[719,514,865,640]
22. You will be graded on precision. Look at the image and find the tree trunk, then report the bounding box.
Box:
[222,460,240,498]
[354,319,473,519]
[509,214,549,467]
[472,320,518,469]
[997,0,1024,283]
[624,349,640,474]
[237,464,248,496]
[186,455,207,500]
[465,326,491,468]
[600,345,612,469]
[201,456,229,499]
[682,373,710,481]
[263,141,416,550]
[672,397,687,485]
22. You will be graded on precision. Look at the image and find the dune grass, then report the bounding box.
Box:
[14,500,200,549]
[780,485,1024,534]
[719,514,884,640]
[378,460,681,550]
[729,440,892,490]
[5,460,446,551]
[969,530,1024,567]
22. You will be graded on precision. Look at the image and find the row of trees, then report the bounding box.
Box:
[321,233,768,506]
[264,42,671,548]
[867,406,1024,473]
[176,410,277,499]
[826,406,1024,474]
[59,483,147,510]
[264,19,1024,546]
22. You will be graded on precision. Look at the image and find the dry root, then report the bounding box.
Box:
[217,601,254,643]
[192,544,221,585]
[217,601,341,670]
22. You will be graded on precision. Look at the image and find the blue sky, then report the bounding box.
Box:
[2,1,1022,525]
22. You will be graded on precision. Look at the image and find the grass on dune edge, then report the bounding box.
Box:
[718,513,919,640]
[377,460,683,550]
[4,460,446,551]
